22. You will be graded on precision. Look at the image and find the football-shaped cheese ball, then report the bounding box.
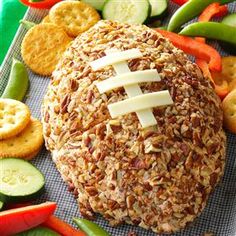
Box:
[42,20,226,234]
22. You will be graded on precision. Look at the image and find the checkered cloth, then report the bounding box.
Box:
[0,2,236,236]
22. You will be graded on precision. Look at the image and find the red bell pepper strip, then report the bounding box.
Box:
[212,5,228,17]
[43,215,86,236]
[0,202,56,236]
[171,0,188,6]
[198,3,228,22]
[155,29,222,72]
[196,3,228,43]
[19,0,62,9]
[195,3,229,99]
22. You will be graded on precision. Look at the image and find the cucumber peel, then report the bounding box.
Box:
[222,13,236,27]
[82,0,106,11]
[149,0,168,20]
[0,158,45,203]
[102,0,151,24]
[221,13,236,54]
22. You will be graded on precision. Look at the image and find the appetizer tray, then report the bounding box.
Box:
[1,2,236,236]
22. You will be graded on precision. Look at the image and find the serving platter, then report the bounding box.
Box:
[0,2,236,236]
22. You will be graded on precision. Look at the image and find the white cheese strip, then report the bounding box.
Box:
[96,69,160,93]
[90,49,142,71]
[105,49,157,127]
[108,91,173,120]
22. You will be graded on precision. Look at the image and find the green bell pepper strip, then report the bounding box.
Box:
[179,22,236,46]
[73,218,110,236]
[20,20,36,30]
[167,0,236,32]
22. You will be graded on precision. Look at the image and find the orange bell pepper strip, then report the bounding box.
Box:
[43,215,86,236]
[196,59,230,99]
[195,59,215,85]
[155,29,222,72]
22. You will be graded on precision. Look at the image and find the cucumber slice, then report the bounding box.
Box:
[102,0,151,24]
[221,14,236,55]
[0,158,45,203]
[149,0,168,19]
[222,13,236,27]
[82,0,107,11]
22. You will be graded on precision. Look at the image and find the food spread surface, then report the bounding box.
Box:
[42,20,226,233]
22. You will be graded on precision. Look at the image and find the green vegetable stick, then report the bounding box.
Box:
[16,226,60,236]
[74,218,110,236]
[179,22,236,46]
[168,0,236,32]
[0,201,4,211]
[20,20,36,30]
[1,58,29,101]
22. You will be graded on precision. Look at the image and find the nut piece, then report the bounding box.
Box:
[42,20,226,234]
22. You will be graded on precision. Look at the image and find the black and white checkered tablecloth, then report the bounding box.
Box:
[0,2,236,236]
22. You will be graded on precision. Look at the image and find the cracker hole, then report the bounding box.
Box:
[8,143,14,147]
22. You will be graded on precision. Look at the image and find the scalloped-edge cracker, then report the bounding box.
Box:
[41,15,51,24]
[49,1,100,37]
[0,117,44,158]
[222,89,236,134]
[21,23,72,76]
[212,56,236,91]
[0,99,30,140]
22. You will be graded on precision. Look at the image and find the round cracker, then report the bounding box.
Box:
[21,23,72,76]
[24,148,41,160]
[212,56,236,92]
[49,1,100,37]
[0,118,44,158]
[221,56,236,80]
[0,99,30,140]
[41,15,51,24]
[222,90,236,134]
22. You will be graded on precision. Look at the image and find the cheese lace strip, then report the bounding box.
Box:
[96,69,160,93]
[108,91,173,118]
[90,49,173,128]
[105,49,157,127]
[90,49,142,71]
